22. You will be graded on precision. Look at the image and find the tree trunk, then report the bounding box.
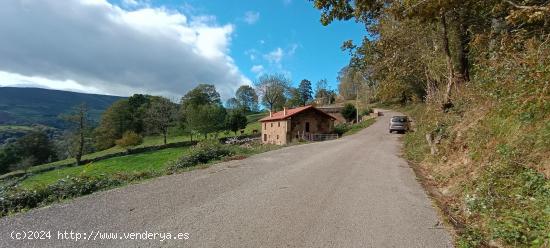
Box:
[455,9,470,83]
[163,129,167,145]
[440,9,455,109]
[76,110,84,165]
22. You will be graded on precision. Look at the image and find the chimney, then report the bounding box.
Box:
[283,107,287,116]
[269,110,272,117]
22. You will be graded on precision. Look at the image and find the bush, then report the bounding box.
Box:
[0,175,124,217]
[361,108,373,117]
[115,131,143,148]
[167,141,232,171]
[333,124,350,136]
[341,103,357,122]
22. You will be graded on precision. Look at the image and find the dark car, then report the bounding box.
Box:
[389,116,410,133]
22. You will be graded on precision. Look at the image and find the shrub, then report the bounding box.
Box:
[115,131,143,148]
[167,141,232,171]
[0,175,124,217]
[333,124,350,136]
[361,108,373,117]
[341,103,357,122]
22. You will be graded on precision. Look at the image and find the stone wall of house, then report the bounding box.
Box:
[289,110,334,142]
[261,119,289,145]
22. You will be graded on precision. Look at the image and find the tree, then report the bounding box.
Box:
[180,84,221,109]
[315,79,336,105]
[145,97,177,145]
[286,87,303,108]
[127,94,152,134]
[298,79,313,106]
[0,139,21,174]
[254,74,289,112]
[62,103,92,165]
[338,66,368,100]
[15,129,56,166]
[179,84,226,139]
[225,110,248,136]
[341,103,357,122]
[94,99,132,150]
[225,98,239,110]
[235,85,259,112]
[185,103,227,139]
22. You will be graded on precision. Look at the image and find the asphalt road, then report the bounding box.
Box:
[0,110,453,248]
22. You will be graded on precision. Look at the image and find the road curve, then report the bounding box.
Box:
[0,110,453,248]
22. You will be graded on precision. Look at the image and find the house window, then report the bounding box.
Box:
[305,122,310,132]
[271,123,273,127]
[277,135,279,140]
[278,122,280,127]
[264,134,267,141]
[264,123,266,130]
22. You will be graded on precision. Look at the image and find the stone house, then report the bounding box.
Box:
[259,105,336,145]
[316,105,346,124]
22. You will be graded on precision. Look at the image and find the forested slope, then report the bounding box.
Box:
[312,0,549,246]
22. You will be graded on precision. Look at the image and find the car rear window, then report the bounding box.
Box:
[392,117,408,122]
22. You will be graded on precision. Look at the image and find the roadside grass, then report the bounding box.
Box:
[343,118,376,136]
[398,97,550,247]
[1,141,279,217]
[334,117,377,137]
[19,147,190,189]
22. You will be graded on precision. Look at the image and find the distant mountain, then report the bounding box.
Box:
[0,87,124,129]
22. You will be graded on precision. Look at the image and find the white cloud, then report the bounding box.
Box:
[264,48,284,64]
[250,65,264,76]
[243,11,260,25]
[0,0,250,99]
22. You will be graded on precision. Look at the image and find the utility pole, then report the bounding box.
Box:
[355,86,359,123]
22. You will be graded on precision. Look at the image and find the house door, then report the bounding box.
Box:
[305,122,310,133]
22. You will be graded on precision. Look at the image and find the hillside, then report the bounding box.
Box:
[0,87,123,128]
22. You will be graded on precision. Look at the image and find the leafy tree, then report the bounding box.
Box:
[180,84,221,109]
[254,74,289,112]
[185,103,227,139]
[298,79,313,105]
[315,79,336,105]
[62,103,92,165]
[225,97,239,110]
[15,129,56,166]
[225,110,248,135]
[0,140,20,174]
[145,97,177,145]
[179,84,226,139]
[127,94,152,134]
[338,66,368,100]
[94,99,132,150]
[341,103,357,122]
[286,87,303,108]
[235,85,259,112]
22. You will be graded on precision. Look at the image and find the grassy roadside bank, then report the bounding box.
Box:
[397,103,549,248]
[0,141,279,217]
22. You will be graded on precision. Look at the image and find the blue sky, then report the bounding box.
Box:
[117,0,366,89]
[0,0,365,98]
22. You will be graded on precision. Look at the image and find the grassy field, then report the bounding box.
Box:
[19,147,190,189]
[1,114,267,179]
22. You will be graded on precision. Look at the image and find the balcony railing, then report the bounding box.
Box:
[301,133,339,142]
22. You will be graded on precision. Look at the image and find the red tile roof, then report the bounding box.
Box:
[259,105,336,122]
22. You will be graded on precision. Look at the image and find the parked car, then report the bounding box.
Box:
[389,116,410,133]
